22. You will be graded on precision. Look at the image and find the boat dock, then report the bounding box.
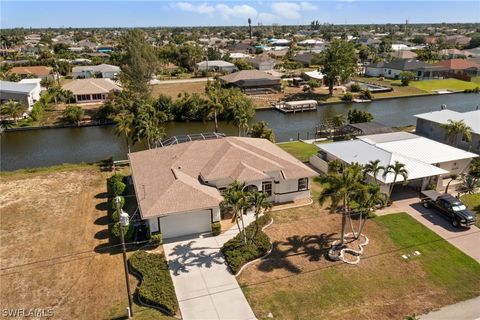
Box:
[274,100,318,113]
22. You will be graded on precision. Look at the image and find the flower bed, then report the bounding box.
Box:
[222,214,272,274]
[128,251,178,315]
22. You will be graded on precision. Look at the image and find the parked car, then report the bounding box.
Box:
[420,190,476,228]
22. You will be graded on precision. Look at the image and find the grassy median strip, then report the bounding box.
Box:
[128,251,178,316]
[375,213,480,297]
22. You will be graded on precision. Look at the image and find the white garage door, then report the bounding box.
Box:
[160,210,212,239]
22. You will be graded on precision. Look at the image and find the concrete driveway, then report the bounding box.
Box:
[163,215,256,320]
[385,198,480,262]
[420,296,480,320]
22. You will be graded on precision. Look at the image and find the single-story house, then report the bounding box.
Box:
[229,52,253,60]
[433,59,480,77]
[366,59,448,80]
[439,49,467,59]
[302,70,324,84]
[8,66,55,80]
[247,55,277,71]
[292,52,314,67]
[72,64,121,79]
[196,60,237,73]
[62,78,121,104]
[219,70,281,94]
[311,132,477,194]
[415,109,480,154]
[0,80,41,109]
[364,61,386,77]
[227,42,255,54]
[392,50,418,60]
[129,136,317,239]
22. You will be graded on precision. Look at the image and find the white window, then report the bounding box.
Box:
[262,181,272,196]
[298,178,308,191]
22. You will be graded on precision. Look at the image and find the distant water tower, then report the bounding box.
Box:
[248,18,252,39]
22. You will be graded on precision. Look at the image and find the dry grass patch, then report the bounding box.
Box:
[150,82,206,99]
[0,166,145,319]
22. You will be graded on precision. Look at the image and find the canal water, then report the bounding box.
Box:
[1,93,479,171]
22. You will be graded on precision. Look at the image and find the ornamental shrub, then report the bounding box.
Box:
[128,251,178,315]
[111,180,126,196]
[362,89,373,100]
[111,209,120,222]
[151,232,163,245]
[341,92,353,101]
[350,83,361,92]
[111,196,125,210]
[111,222,134,240]
[211,222,221,236]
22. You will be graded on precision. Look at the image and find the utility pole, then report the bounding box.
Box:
[248,18,252,39]
[116,196,134,318]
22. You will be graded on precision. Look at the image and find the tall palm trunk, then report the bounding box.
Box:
[214,109,218,133]
[239,208,247,244]
[340,194,347,246]
[125,132,131,153]
[238,125,241,137]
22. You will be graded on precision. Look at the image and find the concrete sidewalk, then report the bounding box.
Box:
[420,296,480,320]
[163,214,257,320]
[378,198,480,262]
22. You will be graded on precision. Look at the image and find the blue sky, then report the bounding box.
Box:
[1,1,479,28]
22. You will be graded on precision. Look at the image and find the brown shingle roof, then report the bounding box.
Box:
[62,78,121,95]
[9,66,52,77]
[220,70,279,83]
[128,137,317,218]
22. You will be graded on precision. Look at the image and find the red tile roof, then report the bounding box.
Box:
[434,59,480,70]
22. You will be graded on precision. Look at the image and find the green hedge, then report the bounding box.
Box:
[111,222,134,240]
[111,196,125,210]
[222,213,272,274]
[211,222,221,236]
[108,174,126,196]
[129,251,178,315]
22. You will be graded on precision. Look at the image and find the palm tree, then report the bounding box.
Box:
[350,183,387,238]
[47,86,62,107]
[221,181,249,244]
[61,89,75,105]
[363,159,385,185]
[248,191,272,239]
[1,100,22,124]
[382,161,408,202]
[318,163,366,246]
[441,119,472,147]
[444,173,458,194]
[114,112,134,153]
[233,112,249,137]
[205,80,224,133]
[249,121,275,142]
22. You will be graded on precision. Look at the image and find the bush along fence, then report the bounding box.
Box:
[221,213,273,274]
[107,173,134,241]
[128,251,179,316]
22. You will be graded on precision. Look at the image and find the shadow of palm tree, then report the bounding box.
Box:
[168,241,225,276]
[257,233,336,274]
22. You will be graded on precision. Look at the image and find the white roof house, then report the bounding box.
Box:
[0,80,41,109]
[316,132,477,186]
[72,64,121,79]
[414,110,480,135]
[196,60,237,72]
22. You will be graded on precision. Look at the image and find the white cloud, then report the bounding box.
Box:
[175,2,257,20]
[300,2,317,10]
[258,12,277,23]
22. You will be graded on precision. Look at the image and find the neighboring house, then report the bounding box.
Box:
[368,59,447,79]
[196,60,237,73]
[439,49,467,59]
[292,52,314,67]
[219,70,281,94]
[311,132,477,194]
[229,52,252,60]
[365,61,386,77]
[433,59,480,77]
[62,78,121,104]
[392,50,418,60]
[8,66,55,80]
[0,80,41,109]
[72,64,121,79]
[415,109,480,154]
[302,70,324,84]
[227,42,255,54]
[248,55,277,71]
[128,136,317,239]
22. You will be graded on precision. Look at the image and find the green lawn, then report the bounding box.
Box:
[460,193,480,228]
[277,141,320,162]
[471,77,480,85]
[239,212,480,319]
[375,213,480,295]
[405,79,479,92]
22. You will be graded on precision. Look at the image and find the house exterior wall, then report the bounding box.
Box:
[253,62,275,71]
[383,68,403,79]
[365,67,383,77]
[73,70,118,79]
[437,159,472,178]
[274,178,311,203]
[0,91,33,107]
[147,207,220,235]
[74,93,108,104]
[416,118,480,154]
